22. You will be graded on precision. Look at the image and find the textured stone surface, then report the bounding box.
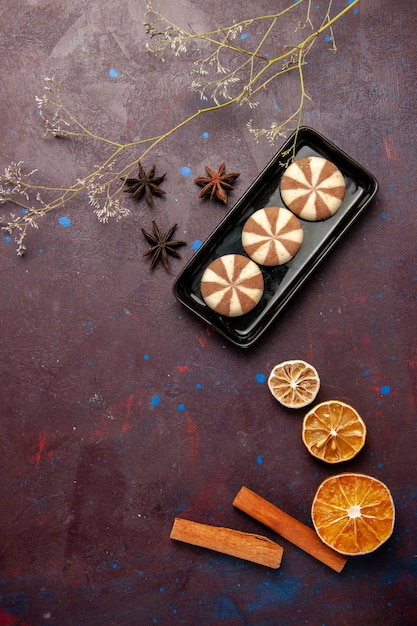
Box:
[0,1,416,624]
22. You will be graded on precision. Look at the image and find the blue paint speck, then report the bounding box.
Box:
[112,563,118,569]
[191,240,203,251]
[196,383,202,389]
[3,235,11,243]
[144,354,149,361]
[202,131,209,139]
[109,68,119,78]
[274,104,280,110]
[380,385,391,395]
[177,403,185,412]
[257,455,263,465]
[181,166,191,177]
[59,216,71,227]
[256,373,266,384]
[325,35,332,42]
[151,395,160,406]
[241,33,249,40]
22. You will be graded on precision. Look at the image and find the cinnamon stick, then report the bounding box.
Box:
[233,486,347,573]
[170,517,283,569]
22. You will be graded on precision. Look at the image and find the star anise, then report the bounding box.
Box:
[194,162,240,204]
[122,162,166,206]
[141,221,186,272]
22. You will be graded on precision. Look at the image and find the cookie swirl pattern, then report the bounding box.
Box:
[280,156,346,221]
[201,254,264,317]
[242,206,304,266]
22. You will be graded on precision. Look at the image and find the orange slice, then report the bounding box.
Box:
[302,400,366,463]
[311,473,395,555]
[267,359,320,408]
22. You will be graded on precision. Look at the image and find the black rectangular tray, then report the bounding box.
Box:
[173,127,378,348]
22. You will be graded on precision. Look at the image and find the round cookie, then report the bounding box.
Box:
[242,206,304,266]
[280,156,346,221]
[201,254,264,317]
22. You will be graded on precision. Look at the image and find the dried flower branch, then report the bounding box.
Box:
[145,0,358,136]
[1,0,360,255]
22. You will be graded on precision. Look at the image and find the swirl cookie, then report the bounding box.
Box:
[280,156,346,221]
[242,206,304,266]
[201,254,264,317]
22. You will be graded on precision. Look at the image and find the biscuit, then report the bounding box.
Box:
[242,206,304,266]
[201,254,264,317]
[280,156,345,221]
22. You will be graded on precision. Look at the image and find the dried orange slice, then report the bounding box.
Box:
[302,400,366,463]
[267,359,320,408]
[311,473,395,555]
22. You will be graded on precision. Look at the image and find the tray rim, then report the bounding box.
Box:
[172,126,379,348]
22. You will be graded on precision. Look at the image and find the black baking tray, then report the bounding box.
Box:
[173,127,378,348]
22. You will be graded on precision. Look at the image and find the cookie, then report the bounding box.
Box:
[280,156,346,221]
[201,254,264,317]
[242,206,304,266]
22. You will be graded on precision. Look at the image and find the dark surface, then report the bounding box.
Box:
[0,1,416,625]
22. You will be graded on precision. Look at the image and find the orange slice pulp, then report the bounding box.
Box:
[311,473,395,556]
[267,360,320,409]
[302,400,366,463]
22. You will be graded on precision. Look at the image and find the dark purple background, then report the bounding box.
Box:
[0,1,416,624]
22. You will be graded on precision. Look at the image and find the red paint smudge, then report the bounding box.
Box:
[31,431,48,467]
[122,394,135,433]
[357,294,367,304]
[363,334,371,347]
[0,611,29,626]
[383,134,398,162]
[0,612,17,626]
[177,365,189,374]
[184,413,199,459]
[327,327,339,336]
[107,391,148,435]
